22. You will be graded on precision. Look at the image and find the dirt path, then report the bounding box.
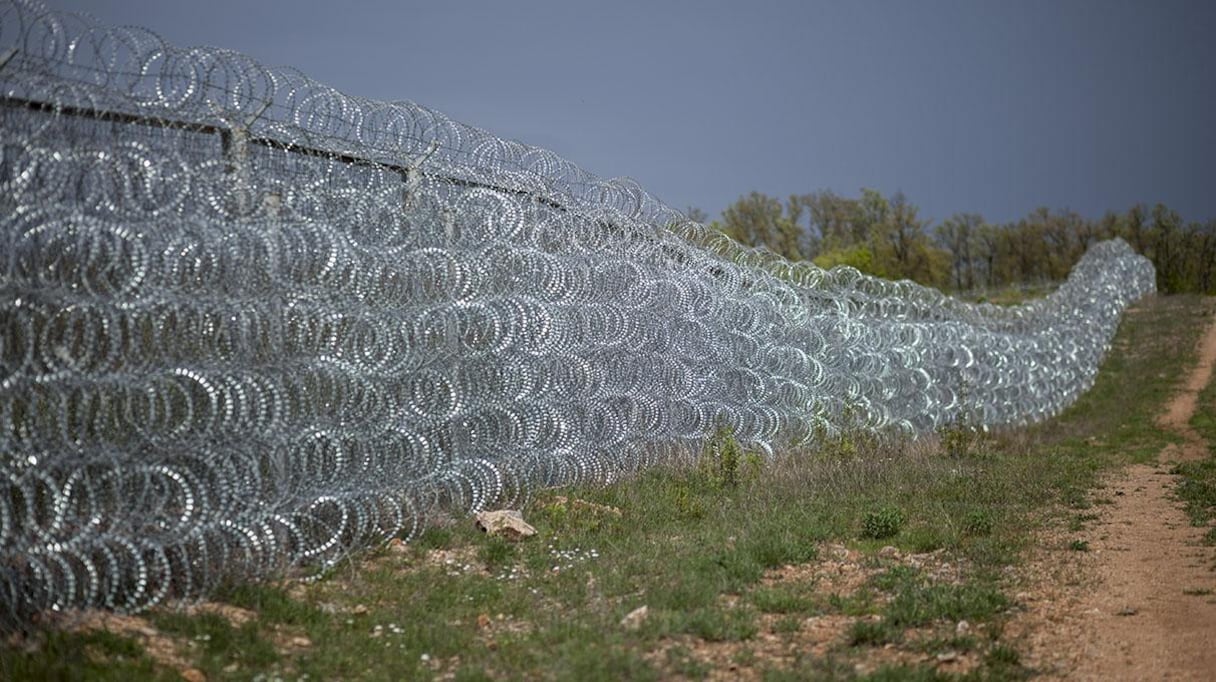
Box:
[1159,307,1216,459]
[1012,310,1216,680]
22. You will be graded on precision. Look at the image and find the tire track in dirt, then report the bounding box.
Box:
[1011,307,1216,680]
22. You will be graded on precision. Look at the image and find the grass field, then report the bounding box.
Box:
[3,294,1213,681]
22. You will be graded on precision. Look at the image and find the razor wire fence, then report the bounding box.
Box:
[0,0,1156,628]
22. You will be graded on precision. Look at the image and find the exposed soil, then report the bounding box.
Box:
[643,543,988,680]
[51,610,202,679]
[1010,308,1216,680]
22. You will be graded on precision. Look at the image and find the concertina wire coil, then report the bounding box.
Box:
[0,0,1155,626]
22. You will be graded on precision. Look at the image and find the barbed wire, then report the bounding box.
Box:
[0,0,1155,628]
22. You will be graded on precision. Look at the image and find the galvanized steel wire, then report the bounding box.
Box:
[0,0,1155,627]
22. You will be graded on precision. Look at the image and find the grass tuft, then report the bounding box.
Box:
[861,506,906,539]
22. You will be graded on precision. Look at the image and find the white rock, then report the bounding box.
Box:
[475,510,537,540]
[620,605,649,630]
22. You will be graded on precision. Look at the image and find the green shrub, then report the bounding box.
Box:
[861,506,905,539]
[700,423,761,489]
[938,423,977,458]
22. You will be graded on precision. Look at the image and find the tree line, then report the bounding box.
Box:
[696,190,1216,295]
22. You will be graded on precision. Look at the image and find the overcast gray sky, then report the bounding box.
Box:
[45,0,1216,225]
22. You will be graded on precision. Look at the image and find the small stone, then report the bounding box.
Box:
[477,613,491,628]
[956,620,970,635]
[290,635,312,647]
[620,605,649,630]
[351,604,369,615]
[181,669,207,682]
[1116,606,1138,616]
[878,545,900,558]
[936,651,958,663]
